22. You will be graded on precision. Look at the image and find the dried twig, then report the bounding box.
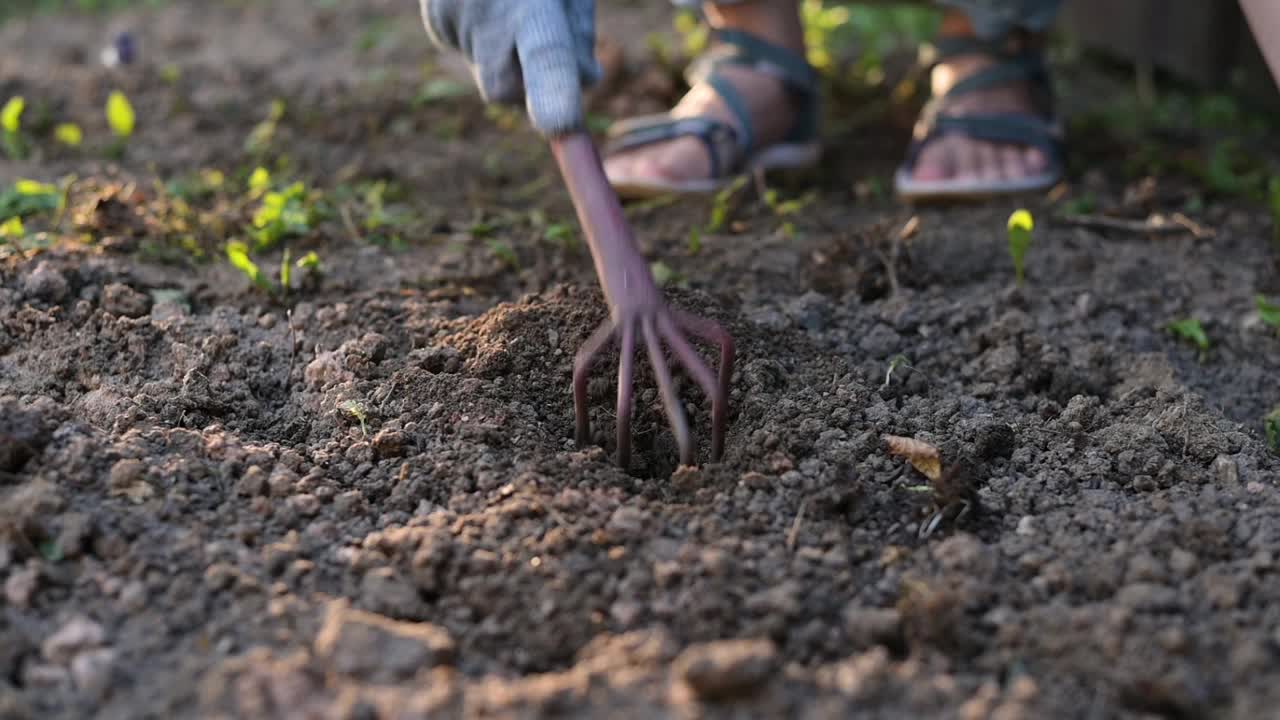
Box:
[284,308,297,391]
[785,499,808,553]
[1054,212,1214,239]
[339,203,364,244]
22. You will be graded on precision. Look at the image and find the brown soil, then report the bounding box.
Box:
[2,2,1279,719]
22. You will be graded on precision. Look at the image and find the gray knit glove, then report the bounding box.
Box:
[421,0,600,136]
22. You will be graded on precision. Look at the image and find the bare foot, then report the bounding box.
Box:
[910,53,1051,184]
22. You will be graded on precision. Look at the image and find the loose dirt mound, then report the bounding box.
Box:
[2,1,1279,719]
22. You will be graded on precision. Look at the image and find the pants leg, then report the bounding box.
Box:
[670,0,1063,41]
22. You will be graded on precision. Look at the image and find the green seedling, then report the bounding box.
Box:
[251,180,319,250]
[413,78,470,107]
[54,122,82,147]
[687,226,702,254]
[226,240,271,293]
[279,247,293,291]
[1166,318,1210,358]
[339,400,369,438]
[0,179,60,219]
[650,260,685,288]
[707,175,748,232]
[0,216,24,240]
[2,96,26,159]
[1257,295,1280,330]
[486,239,519,268]
[1266,407,1280,452]
[543,222,578,251]
[245,99,285,156]
[883,354,912,387]
[1007,209,1034,286]
[296,250,320,271]
[106,91,135,157]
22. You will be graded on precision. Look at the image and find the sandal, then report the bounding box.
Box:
[893,32,1065,201]
[604,28,822,199]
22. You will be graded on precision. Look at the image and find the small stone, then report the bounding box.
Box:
[287,494,320,518]
[22,662,70,688]
[304,351,352,389]
[1211,456,1239,485]
[266,466,294,498]
[674,639,777,701]
[334,491,364,517]
[70,648,116,698]
[371,430,407,459]
[101,283,152,318]
[1016,516,1036,536]
[1169,548,1198,577]
[55,513,93,560]
[1116,582,1179,612]
[23,262,70,304]
[843,606,902,650]
[360,568,422,620]
[118,581,147,612]
[4,566,39,608]
[314,600,455,682]
[42,617,106,664]
[108,459,146,489]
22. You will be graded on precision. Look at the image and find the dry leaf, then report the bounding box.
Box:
[884,435,942,481]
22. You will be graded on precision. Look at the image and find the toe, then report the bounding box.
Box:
[911,139,953,181]
[977,142,1002,182]
[1023,147,1049,174]
[1000,145,1025,180]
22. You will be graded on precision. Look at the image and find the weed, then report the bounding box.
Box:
[1007,209,1034,286]
[339,400,369,438]
[1266,407,1280,452]
[295,251,320,271]
[279,247,293,292]
[1166,318,1210,358]
[883,354,912,387]
[53,122,82,147]
[1257,295,1280,330]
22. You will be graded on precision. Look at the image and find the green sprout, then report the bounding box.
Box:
[687,226,702,254]
[339,400,369,438]
[883,354,912,387]
[106,90,136,158]
[54,122,83,147]
[1258,295,1280,330]
[1166,318,1210,358]
[1266,407,1280,452]
[413,78,470,107]
[280,247,293,291]
[226,240,271,293]
[486,239,519,268]
[2,96,26,159]
[251,180,319,250]
[0,179,60,219]
[245,99,285,156]
[0,216,24,240]
[295,250,320,271]
[707,176,748,232]
[1007,209,1034,286]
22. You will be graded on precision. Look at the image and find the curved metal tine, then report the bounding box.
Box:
[657,314,721,461]
[641,316,693,466]
[573,319,616,448]
[671,310,735,461]
[615,322,636,468]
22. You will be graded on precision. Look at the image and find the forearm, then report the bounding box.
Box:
[1240,0,1280,89]
[549,133,661,318]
